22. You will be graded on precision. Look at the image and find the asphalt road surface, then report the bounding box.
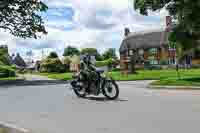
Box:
[0,81,200,133]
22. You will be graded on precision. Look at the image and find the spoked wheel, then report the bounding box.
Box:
[103,80,119,100]
[73,86,86,98]
[72,81,86,98]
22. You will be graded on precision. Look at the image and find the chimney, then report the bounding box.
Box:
[124,28,130,37]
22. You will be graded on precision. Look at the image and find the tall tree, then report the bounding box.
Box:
[102,48,117,60]
[0,0,48,39]
[81,48,102,61]
[48,52,58,59]
[134,0,200,50]
[63,46,80,57]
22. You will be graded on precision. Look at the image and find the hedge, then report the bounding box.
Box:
[40,58,66,73]
[95,58,113,67]
[0,65,16,78]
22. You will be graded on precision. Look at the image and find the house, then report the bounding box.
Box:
[120,28,175,72]
[119,28,200,72]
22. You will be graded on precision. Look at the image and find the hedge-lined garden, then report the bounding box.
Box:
[0,65,16,78]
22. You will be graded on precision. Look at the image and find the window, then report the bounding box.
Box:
[148,48,158,65]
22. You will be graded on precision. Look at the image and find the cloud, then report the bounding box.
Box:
[0,0,168,60]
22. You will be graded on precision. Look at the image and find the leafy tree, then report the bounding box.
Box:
[81,48,102,61]
[0,0,48,39]
[0,47,10,65]
[134,0,200,51]
[48,52,58,59]
[63,46,80,56]
[40,58,65,73]
[102,48,117,60]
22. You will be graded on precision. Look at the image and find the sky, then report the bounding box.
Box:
[0,0,168,61]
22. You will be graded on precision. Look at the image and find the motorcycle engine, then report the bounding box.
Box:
[90,83,98,95]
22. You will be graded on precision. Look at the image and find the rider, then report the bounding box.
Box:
[80,54,98,93]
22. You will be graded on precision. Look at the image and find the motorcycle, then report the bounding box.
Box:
[70,70,119,100]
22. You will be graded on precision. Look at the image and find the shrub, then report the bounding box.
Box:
[0,55,10,65]
[95,58,116,67]
[40,58,66,73]
[112,68,120,72]
[0,65,16,78]
[160,59,169,65]
[48,52,58,58]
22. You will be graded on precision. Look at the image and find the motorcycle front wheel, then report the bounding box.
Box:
[72,81,86,98]
[103,80,119,100]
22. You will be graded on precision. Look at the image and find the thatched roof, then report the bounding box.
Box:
[120,29,169,53]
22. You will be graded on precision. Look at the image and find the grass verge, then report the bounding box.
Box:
[151,77,200,87]
[37,72,73,80]
[0,77,18,81]
[108,69,200,81]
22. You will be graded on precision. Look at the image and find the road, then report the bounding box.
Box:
[0,81,200,133]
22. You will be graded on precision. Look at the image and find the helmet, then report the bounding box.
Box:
[82,54,90,64]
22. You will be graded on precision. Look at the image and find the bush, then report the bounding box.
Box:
[112,68,120,72]
[0,65,16,78]
[40,58,66,73]
[0,55,10,65]
[160,59,169,65]
[96,58,116,67]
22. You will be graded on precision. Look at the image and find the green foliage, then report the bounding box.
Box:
[81,48,102,61]
[109,69,200,81]
[95,58,115,67]
[159,59,169,65]
[40,58,65,73]
[0,47,10,65]
[63,46,80,56]
[102,48,117,60]
[0,65,16,78]
[48,52,58,58]
[0,0,48,38]
[134,0,200,49]
[38,72,72,80]
[112,68,120,72]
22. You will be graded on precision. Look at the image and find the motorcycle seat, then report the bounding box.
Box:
[96,69,104,73]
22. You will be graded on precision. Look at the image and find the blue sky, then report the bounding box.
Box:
[0,0,168,60]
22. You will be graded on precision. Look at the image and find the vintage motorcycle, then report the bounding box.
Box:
[70,70,119,100]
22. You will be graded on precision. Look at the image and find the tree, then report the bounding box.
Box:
[40,58,65,73]
[48,52,58,59]
[81,48,102,61]
[102,48,117,60]
[134,0,200,52]
[0,0,48,39]
[63,46,80,57]
[63,56,71,70]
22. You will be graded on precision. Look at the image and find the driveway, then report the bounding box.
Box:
[0,81,200,133]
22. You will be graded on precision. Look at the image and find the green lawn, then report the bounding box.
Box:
[38,72,73,80]
[35,69,200,87]
[0,77,18,81]
[108,69,200,81]
[151,77,200,87]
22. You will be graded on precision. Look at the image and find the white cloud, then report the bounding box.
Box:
[0,0,169,60]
